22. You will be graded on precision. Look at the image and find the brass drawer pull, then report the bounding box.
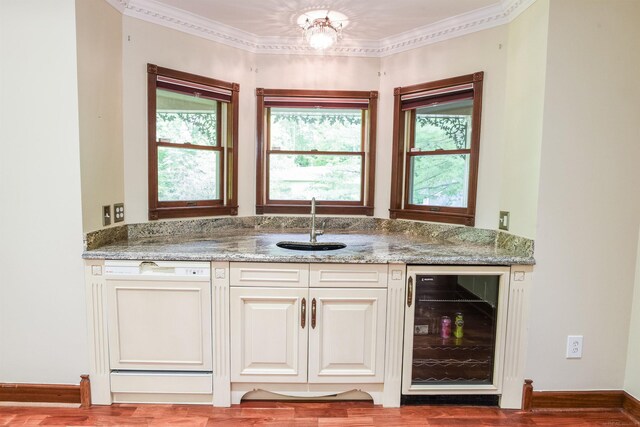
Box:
[301,298,306,329]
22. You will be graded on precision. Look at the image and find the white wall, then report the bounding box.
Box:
[500,0,549,239]
[527,0,640,390]
[625,230,640,399]
[379,26,508,227]
[76,0,124,232]
[0,0,88,384]
[122,17,256,222]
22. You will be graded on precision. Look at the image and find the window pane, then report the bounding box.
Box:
[158,146,220,201]
[270,108,361,152]
[409,154,470,207]
[156,89,218,146]
[414,98,472,151]
[269,154,361,201]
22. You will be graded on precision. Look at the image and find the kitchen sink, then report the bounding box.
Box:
[276,241,346,251]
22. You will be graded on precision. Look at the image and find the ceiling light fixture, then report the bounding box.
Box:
[297,10,348,51]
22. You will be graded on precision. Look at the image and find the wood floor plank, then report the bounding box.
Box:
[317,416,374,426]
[0,402,636,426]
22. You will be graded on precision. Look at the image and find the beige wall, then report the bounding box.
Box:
[3,0,636,394]
[379,26,509,227]
[0,0,87,383]
[122,17,256,221]
[120,20,510,227]
[76,0,124,232]
[626,230,640,399]
[527,0,640,390]
[500,0,549,239]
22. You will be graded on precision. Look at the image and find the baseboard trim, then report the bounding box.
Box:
[522,379,640,421]
[0,375,91,407]
[623,392,640,421]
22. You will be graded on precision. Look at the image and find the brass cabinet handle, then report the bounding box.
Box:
[301,298,306,329]
[311,298,317,329]
[407,276,413,307]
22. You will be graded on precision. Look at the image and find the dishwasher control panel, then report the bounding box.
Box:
[104,261,211,279]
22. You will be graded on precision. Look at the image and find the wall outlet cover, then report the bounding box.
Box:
[114,203,125,223]
[566,335,583,359]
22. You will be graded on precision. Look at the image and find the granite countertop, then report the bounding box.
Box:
[82,217,535,265]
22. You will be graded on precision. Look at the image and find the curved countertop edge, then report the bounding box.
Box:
[82,219,535,266]
[82,251,535,265]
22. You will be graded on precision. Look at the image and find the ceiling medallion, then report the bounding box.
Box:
[297,10,349,51]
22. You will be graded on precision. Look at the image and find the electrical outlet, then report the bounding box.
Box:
[102,205,111,226]
[114,203,125,223]
[566,335,583,359]
[499,211,510,231]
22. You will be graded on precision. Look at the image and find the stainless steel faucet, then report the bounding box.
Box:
[309,197,324,243]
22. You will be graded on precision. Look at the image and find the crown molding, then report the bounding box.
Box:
[120,0,537,58]
[104,0,128,14]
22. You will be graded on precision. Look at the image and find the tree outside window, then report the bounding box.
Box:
[390,72,483,226]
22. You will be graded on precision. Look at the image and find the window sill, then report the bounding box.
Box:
[257,204,374,216]
[149,205,238,220]
[389,208,474,226]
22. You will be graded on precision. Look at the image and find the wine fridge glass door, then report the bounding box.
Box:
[402,266,510,394]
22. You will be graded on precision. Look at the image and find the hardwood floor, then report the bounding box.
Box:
[0,401,638,426]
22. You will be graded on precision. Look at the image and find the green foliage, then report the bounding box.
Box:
[414,115,470,151]
[157,112,217,146]
[410,115,471,207]
[270,109,361,153]
[269,154,361,201]
[268,108,364,201]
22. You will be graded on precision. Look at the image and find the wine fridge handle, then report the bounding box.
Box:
[407,276,413,307]
[301,298,306,329]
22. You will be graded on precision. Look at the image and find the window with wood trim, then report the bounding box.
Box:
[147,64,238,220]
[256,89,377,215]
[389,72,484,226]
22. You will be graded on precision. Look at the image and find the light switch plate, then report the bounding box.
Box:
[102,205,111,226]
[499,211,510,231]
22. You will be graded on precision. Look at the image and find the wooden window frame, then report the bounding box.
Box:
[389,72,484,226]
[147,64,239,220]
[255,88,378,216]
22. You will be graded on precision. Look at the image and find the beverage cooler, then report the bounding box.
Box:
[402,266,510,396]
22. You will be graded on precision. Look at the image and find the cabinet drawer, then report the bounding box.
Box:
[310,264,387,288]
[230,262,309,287]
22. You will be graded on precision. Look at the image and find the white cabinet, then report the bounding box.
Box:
[230,287,308,383]
[230,263,387,385]
[308,288,386,383]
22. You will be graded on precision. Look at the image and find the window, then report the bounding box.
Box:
[256,89,377,215]
[147,64,238,220]
[389,72,484,226]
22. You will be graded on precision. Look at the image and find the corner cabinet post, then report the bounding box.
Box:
[382,263,406,407]
[84,260,112,405]
[500,265,533,409]
[212,261,231,407]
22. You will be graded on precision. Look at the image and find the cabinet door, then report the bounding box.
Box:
[308,288,387,383]
[106,279,212,371]
[230,287,308,383]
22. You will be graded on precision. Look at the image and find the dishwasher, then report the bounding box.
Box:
[104,260,213,403]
